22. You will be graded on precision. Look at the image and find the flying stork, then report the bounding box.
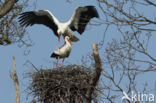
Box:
[51,36,72,68]
[18,6,99,42]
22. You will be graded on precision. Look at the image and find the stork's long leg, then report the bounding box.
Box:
[58,34,61,42]
[61,58,65,68]
[56,57,59,69]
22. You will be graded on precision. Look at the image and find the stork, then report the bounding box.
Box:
[51,36,72,68]
[18,6,99,43]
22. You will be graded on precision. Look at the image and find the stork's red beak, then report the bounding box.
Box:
[58,34,60,42]
[68,39,72,45]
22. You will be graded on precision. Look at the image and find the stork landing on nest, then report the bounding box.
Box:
[18,6,99,43]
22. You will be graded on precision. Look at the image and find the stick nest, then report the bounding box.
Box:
[28,65,98,103]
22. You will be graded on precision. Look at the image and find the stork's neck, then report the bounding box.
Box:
[65,39,71,47]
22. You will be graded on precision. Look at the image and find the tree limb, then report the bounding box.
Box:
[86,43,102,103]
[9,56,20,103]
[144,0,156,6]
[0,0,18,19]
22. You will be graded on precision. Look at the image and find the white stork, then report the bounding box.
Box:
[18,6,99,42]
[51,36,72,68]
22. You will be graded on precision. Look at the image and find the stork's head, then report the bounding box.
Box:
[65,36,72,45]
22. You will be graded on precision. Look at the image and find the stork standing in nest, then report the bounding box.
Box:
[18,6,99,43]
[51,36,72,68]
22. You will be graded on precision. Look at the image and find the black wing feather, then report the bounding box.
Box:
[70,6,99,34]
[18,10,58,36]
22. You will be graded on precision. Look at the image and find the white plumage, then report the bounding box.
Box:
[19,5,99,42]
[51,36,72,68]
[51,36,71,58]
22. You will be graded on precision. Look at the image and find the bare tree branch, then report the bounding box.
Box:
[0,0,18,19]
[144,0,156,6]
[86,43,102,103]
[9,56,20,103]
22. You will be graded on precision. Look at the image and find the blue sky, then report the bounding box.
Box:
[0,0,156,103]
[0,0,104,103]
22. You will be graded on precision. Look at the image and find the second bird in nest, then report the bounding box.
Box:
[51,36,72,68]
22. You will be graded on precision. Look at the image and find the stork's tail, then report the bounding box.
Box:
[70,35,79,42]
[51,53,59,58]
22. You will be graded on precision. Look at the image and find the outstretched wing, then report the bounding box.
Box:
[19,10,59,36]
[68,6,99,34]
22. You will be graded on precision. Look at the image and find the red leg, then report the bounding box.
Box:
[61,58,65,69]
[56,57,59,69]
[58,34,61,42]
